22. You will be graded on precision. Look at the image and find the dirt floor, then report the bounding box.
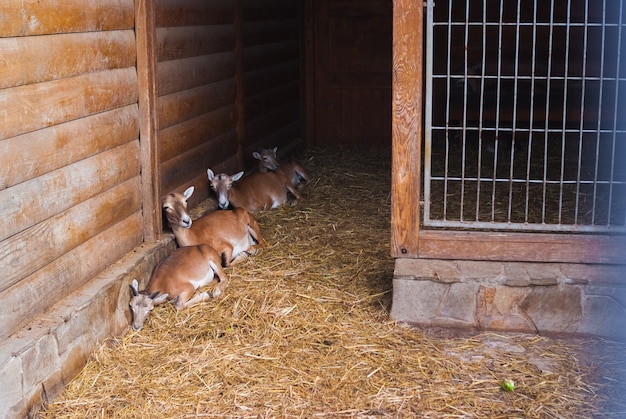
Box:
[42,148,626,418]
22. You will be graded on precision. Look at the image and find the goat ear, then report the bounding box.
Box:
[232,171,244,182]
[183,186,194,199]
[207,168,214,180]
[252,152,261,160]
[153,293,169,304]
[272,147,278,154]
[130,279,139,296]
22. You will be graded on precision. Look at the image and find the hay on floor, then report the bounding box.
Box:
[42,148,626,418]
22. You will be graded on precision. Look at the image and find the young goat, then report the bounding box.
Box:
[162,186,263,266]
[252,147,310,189]
[128,244,228,331]
[207,168,301,213]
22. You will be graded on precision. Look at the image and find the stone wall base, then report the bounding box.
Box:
[0,237,176,419]
[390,258,626,341]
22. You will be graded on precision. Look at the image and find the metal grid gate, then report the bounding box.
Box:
[424,0,626,233]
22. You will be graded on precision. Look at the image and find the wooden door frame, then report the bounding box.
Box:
[136,0,161,242]
[390,0,626,264]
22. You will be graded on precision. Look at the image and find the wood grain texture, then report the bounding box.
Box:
[157,79,236,130]
[160,131,238,196]
[0,141,140,242]
[242,40,299,70]
[0,68,138,140]
[241,20,299,46]
[0,177,141,293]
[156,52,236,96]
[157,25,235,62]
[158,105,237,163]
[0,0,134,37]
[241,0,298,20]
[243,61,299,96]
[0,31,136,89]
[136,0,161,241]
[156,0,235,27]
[390,0,422,258]
[417,230,626,265]
[244,81,299,121]
[243,103,300,142]
[0,105,139,190]
[0,212,143,341]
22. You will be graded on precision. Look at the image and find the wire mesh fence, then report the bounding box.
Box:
[424,0,626,233]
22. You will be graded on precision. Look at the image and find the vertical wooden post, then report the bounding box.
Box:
[391,0,423,258]
[135,0,161,241]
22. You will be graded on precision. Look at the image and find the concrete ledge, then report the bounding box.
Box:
[0,237,176,419]
[390,258,626,341]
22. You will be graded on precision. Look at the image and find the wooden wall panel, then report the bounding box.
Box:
[156,52,236,96]
[159,106,237,163]
[157,79,236,130]
[244,81,299,121]
[0,177,142,294]
[0,212,143,341]
[416,231,626,265]
[0,68,138,140]
[157,25,235,62]
[0,141,140,243]
[0,0,134,36]
[243,41,299,69]
[0,0,141,341]
[239,1,301,155]
[161,132,239,197]
[0,105,138,190]
[153,0,302,204]
[154,0,237,202]
[0,31,136,89]
[156,0,235,27]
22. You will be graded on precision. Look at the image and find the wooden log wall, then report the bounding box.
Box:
[0,0,303,342]
[239,0,302,166]
[0,0,140,342]
[155,0,302,207]
[155,0,238,207]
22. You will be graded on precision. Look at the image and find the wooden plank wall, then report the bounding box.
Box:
[155,0,238,207]
[0,0,140,341]
[0,0,303,342]
[239,0,302,166]
[154,0,301,207]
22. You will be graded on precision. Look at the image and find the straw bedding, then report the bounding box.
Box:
[42,148,626,418]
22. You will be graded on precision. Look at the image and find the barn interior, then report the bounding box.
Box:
[1,0,625,417]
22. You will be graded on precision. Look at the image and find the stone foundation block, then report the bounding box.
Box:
[391,258,626,341]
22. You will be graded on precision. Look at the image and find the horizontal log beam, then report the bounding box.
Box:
[417,230,626,265]
[0,68,138,140]
[157,79,236,130]
[159,105,237,163]
[157,25,235,62]
[0,31,136,89]
[0,141,140,242]
[156,52,235,97]
[0,105,138,190]
[0,0,134,37]
[0,212,142,341]
[156,0,235,27]
[0,177,141,293]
